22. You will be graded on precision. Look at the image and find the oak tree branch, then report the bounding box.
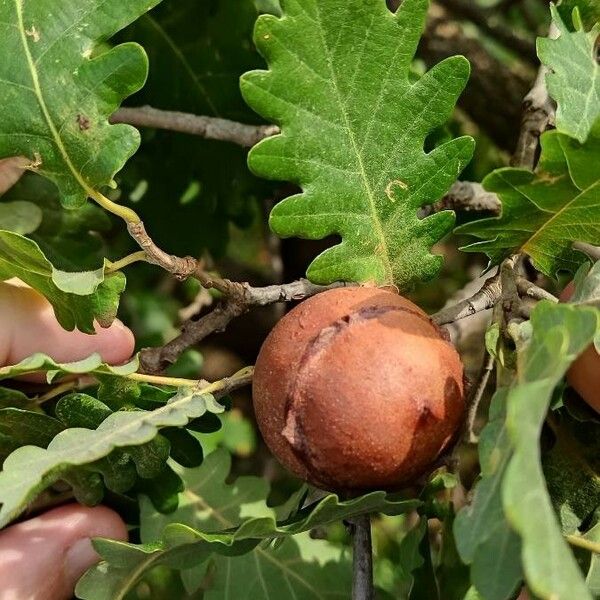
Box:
[140,279,353,373]
[421,181,500,217]
[111,106,280,148]
[432,272,502,326]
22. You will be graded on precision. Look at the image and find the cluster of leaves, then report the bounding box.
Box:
[450,7,600,598]
[455,290,600,600]
[75,448,423,599]
[0,0,599,599]
[0,353,226,524]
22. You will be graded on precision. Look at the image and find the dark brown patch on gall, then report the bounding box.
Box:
[253,287,465,491]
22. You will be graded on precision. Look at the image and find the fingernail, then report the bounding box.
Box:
[63,538,99,583]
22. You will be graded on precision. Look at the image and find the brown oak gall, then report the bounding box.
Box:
[252,287,466,491]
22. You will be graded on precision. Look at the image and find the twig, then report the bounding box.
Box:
[126,221,198,280]
[511,24,559,169]
[140,279,352,373]
[566,534,600,555]
[465,353,495,444]
[35,380,80,405]
[432,272,502,326]
[105,251,147,273]
[574,242,600,262]
[420,181,501,217]
[436,0,537,63]
[110,106,279,148]
[351,514,374,600]
[516,278,558,303]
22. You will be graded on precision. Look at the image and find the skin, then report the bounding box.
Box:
[0,283,133,599]
[0,159,131,599]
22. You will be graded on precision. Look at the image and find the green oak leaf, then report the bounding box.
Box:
[0,374,225,528]
[454,389,523,600]
[584,521,600,595]
[457,126,600,278]
[0,0,160,208]
[570,260,600,307]
[0,387,37,410]
[241,0,474,288]
[78,533,350,600]
[0,231,125,333]
[538,5,600,143]
[203,533,351,600]
[0,201,42,234]
[77,448,417,597]
[543,414,600,535]
[0,408,64,465]
[0,352,138,382]
[502,302,600,600]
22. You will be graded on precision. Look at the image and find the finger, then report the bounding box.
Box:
[0,157,27,195]
[0,281,135,367]
[0,504,127,600]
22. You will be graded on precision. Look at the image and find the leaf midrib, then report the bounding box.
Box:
[313,2,393,283]
[15,0,94,198]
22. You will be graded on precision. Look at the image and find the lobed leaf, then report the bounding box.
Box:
[457,126,600,278]
[0,0,160,208]
[538,5,600,143]
[241,0,474,288]
[502,302,600,600]
[78,448,418,597]
[0,351,138,383]
[454,389,522,600]
[0,231,124,333]
[0,379,224,528]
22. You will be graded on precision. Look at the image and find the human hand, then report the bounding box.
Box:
[0,281,134,600]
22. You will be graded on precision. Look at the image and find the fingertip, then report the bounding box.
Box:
[93,319,136,365]
[0,504,128,600]
[61,505,128,586]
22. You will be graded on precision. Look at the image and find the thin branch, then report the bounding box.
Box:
[421,181,501,217]
[111,106,279,148]
[140,280,352,373]
[516,278,558,303]
[432,272,502,326]
[465,353,495,444]
[574,242,600,262]
[351,514,374,600]
[105,251,147,274]
[436,0,538,63]
[511,24,559,169]
[566,534,600,555]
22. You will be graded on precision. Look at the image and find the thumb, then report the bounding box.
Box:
[0,157,26,195]
[0,505,127,600]
[0,281,134,367]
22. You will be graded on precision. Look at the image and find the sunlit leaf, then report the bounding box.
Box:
[241,0,473,287]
